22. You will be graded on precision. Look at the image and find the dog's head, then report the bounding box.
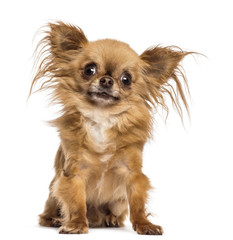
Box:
[31,22,191,117]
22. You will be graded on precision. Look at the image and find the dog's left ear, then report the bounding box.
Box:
[140,46,191,117]
[140,46,189,83]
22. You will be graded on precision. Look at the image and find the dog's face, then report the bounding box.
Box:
[74,39,143,107]
[32,22,189,116]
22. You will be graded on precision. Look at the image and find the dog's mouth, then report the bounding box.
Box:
[87,91,120,102]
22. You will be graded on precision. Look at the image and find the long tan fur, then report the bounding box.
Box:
[31,21,192,235]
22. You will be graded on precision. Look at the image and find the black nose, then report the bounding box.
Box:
[99,77,113,89]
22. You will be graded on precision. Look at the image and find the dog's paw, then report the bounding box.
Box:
[59,221,88,234]
[133,222,163,235]
[39,214,61,227]
[105,214,120,227]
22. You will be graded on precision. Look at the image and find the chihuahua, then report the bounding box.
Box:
[31,21,192,235]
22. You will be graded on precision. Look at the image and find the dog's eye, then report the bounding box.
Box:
[84,63,97,76]
[121,72,132,86]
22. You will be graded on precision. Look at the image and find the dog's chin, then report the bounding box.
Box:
[87,91,120,107]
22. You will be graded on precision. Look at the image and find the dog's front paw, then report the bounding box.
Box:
[133,222,163,235]
[59,221,88,234]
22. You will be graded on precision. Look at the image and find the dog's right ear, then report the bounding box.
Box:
[29,22,88,97]
[47,21,88,58]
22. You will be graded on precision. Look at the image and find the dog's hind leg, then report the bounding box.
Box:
[39,176,62,228]
[39,192,61,227]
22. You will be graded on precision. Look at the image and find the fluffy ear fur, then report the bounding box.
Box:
[30,22,88,96]
[140,46,192,118]
[48,21,88,57]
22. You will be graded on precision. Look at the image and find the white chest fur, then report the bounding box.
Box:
[83,109,117,157]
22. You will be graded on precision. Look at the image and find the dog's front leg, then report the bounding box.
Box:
[52,138,89,234]
[53,165,88,234]
[127,172,163,235]
[126,148,163,235]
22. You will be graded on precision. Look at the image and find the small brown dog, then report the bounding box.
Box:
[31,21,191,235]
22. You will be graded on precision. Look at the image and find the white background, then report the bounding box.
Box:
[0,0,232,239]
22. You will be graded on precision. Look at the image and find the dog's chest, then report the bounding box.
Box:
[84,110,116,156]
[88,120,109,145]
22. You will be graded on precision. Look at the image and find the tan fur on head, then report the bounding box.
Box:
[32,21,193,235]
